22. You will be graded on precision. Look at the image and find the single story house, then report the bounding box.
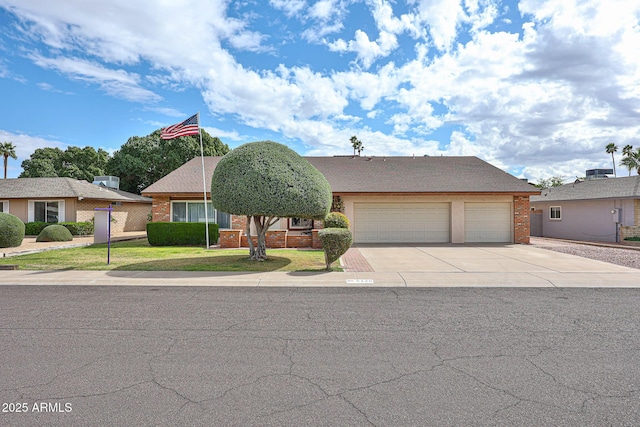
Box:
[530,175,640,243]
[142,155,539,247]
[0,177,152,232]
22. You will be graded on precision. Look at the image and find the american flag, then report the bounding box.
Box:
[161,114,199,139]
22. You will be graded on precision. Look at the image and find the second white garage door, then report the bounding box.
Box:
[354,203,450,243]
[464,202,512,243]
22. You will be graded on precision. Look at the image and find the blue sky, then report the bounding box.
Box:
[1,0,639,181]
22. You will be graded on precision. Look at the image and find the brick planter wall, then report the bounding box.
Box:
[219,230,241,248]
[287,234,312,248]
[267,230,286,248]
[312,229,322,249]
[513,196,531,244]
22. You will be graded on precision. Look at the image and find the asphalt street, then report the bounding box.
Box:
[1,285,639,426]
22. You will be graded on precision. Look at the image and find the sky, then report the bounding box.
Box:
[1,0,639,182]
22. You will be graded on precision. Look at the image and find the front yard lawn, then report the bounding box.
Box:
[0,239,331,272]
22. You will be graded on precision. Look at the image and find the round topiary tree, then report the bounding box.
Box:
[324,212,350,229]
[318,228,353,270]
[0,212,25,248]
[211,141,332,261]
[36,224,73,242]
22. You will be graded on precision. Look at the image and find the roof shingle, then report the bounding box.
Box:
[0,177,151,202]
[531,176,640,202]
[142,156,538,195]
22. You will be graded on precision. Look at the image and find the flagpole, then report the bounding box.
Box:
[197,112,211,249]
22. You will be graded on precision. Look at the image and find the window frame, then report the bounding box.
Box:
[0,200,8,213]
[288,217,313,230]
[549,206,562,221]
[28,200,65,223]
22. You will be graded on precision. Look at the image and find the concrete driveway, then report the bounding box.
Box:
[354,244,635,273]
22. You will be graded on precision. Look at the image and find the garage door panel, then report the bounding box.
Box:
[464,202,511,243]
[354,203,450,243]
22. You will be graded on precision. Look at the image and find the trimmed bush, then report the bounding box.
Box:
[0,212,26,248]
[211,141,332,219]
[36,224,73,242]
[25,221,49,236]
[59,221,94,236]
[147,222,220,246]
[324,212,350,229]
[318,227,353,270]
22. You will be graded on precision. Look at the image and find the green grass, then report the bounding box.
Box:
[624,236,640,242]
[0,239,334,272]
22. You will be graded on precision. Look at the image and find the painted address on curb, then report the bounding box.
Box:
[346,279,374,284]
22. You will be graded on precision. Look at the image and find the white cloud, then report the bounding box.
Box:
[29,54,162,103]
[309,0,337,20]
[2,0,640,181]
[270,0,307,17]
[328,29,398,68]
[412,0,465,51]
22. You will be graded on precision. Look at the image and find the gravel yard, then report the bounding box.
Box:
[530,237,640,270]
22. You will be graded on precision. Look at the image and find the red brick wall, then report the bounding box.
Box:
[514,195,530,244]
[219,230,241,248]
[287,235,312,248]
[152,196,171,222]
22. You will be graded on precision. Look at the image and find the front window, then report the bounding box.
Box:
[550,206,561,220]
[0,201,7,213]
[289,217,313,229]
[171,201,229,227]
[35,201,59,223]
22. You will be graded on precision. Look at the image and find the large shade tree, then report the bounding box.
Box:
[20,146,109,182]
[211,141,332,261]
[107,129,229,194]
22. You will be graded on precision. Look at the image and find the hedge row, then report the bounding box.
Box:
[147,222,220,246]
[25,221,94,236]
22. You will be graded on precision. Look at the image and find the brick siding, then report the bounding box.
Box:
[513,195,530,244]
[620,225,640,240]
[152,196,171,222]
[77,200,151,232]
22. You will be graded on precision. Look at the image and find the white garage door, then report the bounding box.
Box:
[464,202,512,243]
[354,203,450,243]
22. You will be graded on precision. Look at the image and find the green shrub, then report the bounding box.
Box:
[36,224,73,242]
[211,141,332,219]
[0,212,26,248]
[324,212,350,229]
[147,222,220,246]
[25,221,49,236]
[318,227,352,270]
[59,221,94,236]
[624,236,640,241]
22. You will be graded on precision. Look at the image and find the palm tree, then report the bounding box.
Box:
[350,135,363,157]
[606,142,618,177]
[0,141,17,179]
[620,145,636,176]
[620,156,638,176]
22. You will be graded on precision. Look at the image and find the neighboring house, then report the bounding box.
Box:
[530,175,640,243]
[0,177,152,232]
[142,156,539,247]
